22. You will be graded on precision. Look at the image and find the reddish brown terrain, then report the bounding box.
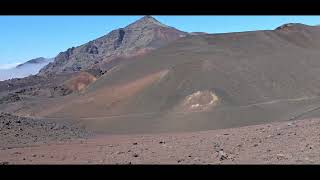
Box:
[2,16,320,164]
[1,118,320,164]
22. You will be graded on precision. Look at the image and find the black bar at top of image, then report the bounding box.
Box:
[0,0,320,15]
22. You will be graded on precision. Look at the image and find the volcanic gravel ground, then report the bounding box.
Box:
[0,112,92,149]
[1,118,319,164]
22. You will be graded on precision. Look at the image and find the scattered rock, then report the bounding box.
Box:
[1,161,9,165]
[51,124,60,130]
[133,153,139,158]
[218,150,228,161]
[0,112,91,147]
[177,159,184,163]
[306,144,313,149]
[193,157,200,161]
[213,142,220,150]
[276,154,287,160]
[304,157,314,163]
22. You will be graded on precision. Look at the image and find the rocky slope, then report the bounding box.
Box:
[3,17,320,136]
[0,112,91,149]
[29,23,320,134]
[2,17,320,164]
[39,16,187,75]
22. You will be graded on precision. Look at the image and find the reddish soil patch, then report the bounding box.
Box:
[65,72,97,92]
[42,70,169,118]
[1,118,319,164]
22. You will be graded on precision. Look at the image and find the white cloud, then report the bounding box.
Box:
[0,61,52,81]
[0,62,22,70]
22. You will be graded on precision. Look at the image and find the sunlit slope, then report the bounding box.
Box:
[43,24,320,133]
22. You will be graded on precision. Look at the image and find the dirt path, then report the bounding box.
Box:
[1,118,320,164]
[238,96,320,108]
[32,96,320,120]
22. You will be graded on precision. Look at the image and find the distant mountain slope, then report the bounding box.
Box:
[16,57,53,68]
[39,16,187,75]
[37,23,320,133]
[0,57,53,81]
[3,20,320,134]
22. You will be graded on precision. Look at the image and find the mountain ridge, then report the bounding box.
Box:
[2,18,320,134]
[16,57,53,68]
[39,16,187,75]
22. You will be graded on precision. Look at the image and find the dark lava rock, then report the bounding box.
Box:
[1,162,9,165]
[133,154,139,158]
[0,112,92,147]
[0,94,22,104]
[218,150,228,161]
[177,159,184,163]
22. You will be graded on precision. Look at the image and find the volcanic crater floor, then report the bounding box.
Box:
[1,117,320,164]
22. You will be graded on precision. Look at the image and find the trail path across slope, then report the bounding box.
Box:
[28,96,320,120]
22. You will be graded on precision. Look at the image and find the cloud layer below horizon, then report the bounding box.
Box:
[0,62,22,70]
[0,62,49,81]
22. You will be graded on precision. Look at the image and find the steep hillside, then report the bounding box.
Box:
[39,16,187,75]
[3,19,320,134]
[38,23,320,133]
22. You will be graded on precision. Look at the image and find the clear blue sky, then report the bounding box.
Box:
[0,16,319,67]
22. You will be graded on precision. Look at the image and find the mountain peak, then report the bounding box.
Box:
[275,23,311,31]
[16,57,54,69]
[140,15,159,22]
[39,16,186,75]
[125,16,169,29]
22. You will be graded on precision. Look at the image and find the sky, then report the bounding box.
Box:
[0,15,320,68]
